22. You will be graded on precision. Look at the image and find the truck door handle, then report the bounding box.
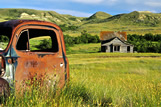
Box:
[60,63,64,67]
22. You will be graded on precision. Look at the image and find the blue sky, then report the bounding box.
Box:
[0,0,161,17]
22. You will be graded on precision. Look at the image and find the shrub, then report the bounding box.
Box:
[128,33,161,53]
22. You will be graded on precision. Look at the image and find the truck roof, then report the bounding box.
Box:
[0,20,60,30]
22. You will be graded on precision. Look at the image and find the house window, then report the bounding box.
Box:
[114,45,120,52]
[127,46,130,52]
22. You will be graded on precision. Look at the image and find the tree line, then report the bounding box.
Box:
[64,32,161,53]
[64,30,100,48]
[32,31,161,53]
[127,33,161,53]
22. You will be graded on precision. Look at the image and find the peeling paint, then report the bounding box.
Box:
[0,20,69,96]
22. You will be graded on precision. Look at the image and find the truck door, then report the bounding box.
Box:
[12,27,66,91]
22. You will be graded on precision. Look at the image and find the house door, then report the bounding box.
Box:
[110,44,113,52]
[127,46,130,52]
[101,46,107,52]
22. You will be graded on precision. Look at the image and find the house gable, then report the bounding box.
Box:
[101,37,134,53]
[102,37,129,46]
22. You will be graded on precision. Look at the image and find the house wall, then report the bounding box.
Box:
[103,45,134,53]
[130,46,133,53]
[106,46,110,52]
[121,46,127,53]
[111,38,125,46]
[101,38,134,53]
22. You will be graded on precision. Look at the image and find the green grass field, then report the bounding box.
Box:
[68,53,161,106]
[3,49,161,106]
[66,43,101,54]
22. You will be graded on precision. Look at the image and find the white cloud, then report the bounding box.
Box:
[125,0,142,4]
[130,8,157,13]
[70,0,104,4]
[105,0,118,5]
[54,9,92,17]
[145,1,161,7]
[110,0,118,2]
[70,0,119,5]
[125,0,161,6]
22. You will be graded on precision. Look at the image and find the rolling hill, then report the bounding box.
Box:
[85,11,112,22]
[100,11,161,27]
[79,11,161,35]
[0,8,82,25]
[0,8,161,36]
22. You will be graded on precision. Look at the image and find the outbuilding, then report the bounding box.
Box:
[100,31,134,53]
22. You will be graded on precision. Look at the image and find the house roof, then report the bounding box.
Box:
[101,37,133,46]
[100,31,127,41]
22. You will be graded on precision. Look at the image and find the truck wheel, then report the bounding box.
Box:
[0,78,10,102]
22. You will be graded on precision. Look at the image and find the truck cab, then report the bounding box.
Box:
[0,20,69,97]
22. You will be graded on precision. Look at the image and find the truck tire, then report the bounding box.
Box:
[0,78,10,102]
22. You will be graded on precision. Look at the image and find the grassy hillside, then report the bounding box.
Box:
[69,11,161,36]
[0,8,161,36]
[88,11,111,20]
[83,11,112,24]
[101,11,161,27]
[78,11,161,36]
[0,8,82,25]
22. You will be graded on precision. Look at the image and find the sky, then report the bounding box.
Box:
[0,0,161,17]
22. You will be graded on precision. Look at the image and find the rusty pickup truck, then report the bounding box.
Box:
[0,20,69,97]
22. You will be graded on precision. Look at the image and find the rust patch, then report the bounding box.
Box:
[0,20,69,95]
[25,61,39,68]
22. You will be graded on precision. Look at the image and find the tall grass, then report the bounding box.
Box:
[1,53,161,106]
[69,54,161,106]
